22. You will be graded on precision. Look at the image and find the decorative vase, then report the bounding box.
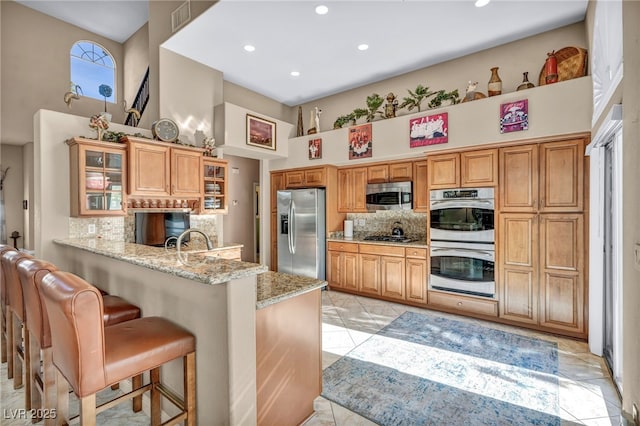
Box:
[517,72,535,91]
[488,67,502,97]
[545,51,558,84]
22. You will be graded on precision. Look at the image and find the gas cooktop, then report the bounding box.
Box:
[362,235,414,243]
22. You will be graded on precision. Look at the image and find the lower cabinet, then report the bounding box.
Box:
[327,241,359,291]
[381,256,405,300]
[405,248,428,304]
[358,254,381,295]
[499,212,585,336]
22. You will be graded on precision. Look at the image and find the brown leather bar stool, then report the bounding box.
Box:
[0,244,17,365]
[39,270,196,426]
[5,251,142,418]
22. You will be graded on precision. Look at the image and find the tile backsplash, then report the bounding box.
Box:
[344,210,427,238]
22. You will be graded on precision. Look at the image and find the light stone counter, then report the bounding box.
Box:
[256,271,326,309]
[53,238,266,285]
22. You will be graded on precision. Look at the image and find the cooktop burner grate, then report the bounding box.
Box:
[362,235,414,243]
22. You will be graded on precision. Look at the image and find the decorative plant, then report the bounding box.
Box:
[351,108,367,124]
[365,93,385,122]
[98,84,113,113]
[102,130,126,143]
[427,89,461,109]
[333,115,350,129]
[399,84,436,112]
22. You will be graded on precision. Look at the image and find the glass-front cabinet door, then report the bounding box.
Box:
[67,138,127,216]
[202,158,228,214]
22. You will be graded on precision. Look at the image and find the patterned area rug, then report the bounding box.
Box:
[322,311,560,426]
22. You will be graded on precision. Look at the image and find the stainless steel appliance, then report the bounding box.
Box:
[135,212,191,247]
[429,188,494,243]
[429,240,495,297]
[366,181,412,212]
[277,188,326,279]
[429,187,495,298]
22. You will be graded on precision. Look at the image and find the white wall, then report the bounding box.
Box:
[22,143,34,249]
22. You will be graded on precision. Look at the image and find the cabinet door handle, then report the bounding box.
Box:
[457,302,463,307]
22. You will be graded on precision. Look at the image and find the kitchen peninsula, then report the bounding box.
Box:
[53,238,325,425]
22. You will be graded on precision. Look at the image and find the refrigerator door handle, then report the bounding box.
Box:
[290,200,297,254]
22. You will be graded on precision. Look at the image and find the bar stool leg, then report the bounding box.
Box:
[55,368,69,426]
[150,367,161,426]
[1,307,6,363]
[132,374,143,412]
[79,394,97,426]
[23,322,32,409]
[12,313,22,388]
[6,307,13,379]
[185,352,196,426]
[42,347,56,426]
[28,331,41,422]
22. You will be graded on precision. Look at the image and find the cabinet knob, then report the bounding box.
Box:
[457,302,463,307]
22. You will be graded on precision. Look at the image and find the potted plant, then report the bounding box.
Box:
[98,84,113,120]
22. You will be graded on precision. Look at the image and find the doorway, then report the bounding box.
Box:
[603,131,623,393]
[254,183,260,263]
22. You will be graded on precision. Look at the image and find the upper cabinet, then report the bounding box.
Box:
[337,167,367,213]
[499,138,584,212]
[284,167,327,188]
[412,160,428,213]
[367,162,413,183]
[428,149,497,189]
[124,137,203,198]
[67,137,127,217]
[202,158,228,214]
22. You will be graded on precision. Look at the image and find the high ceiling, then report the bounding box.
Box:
[17,0,589,107]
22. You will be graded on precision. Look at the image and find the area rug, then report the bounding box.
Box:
[322,311,560,426]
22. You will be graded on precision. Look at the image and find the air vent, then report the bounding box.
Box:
[171,0,191,33]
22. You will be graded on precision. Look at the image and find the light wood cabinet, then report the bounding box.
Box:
[366,162,412,183]
[428,291,498,317]
[125,137,203,198]
[359,244,405,300]
[429,150,497,189]
[381,256,405,300]
[406,248,428,304]
[367,164,389,183]
[412,160,428,213]
[67,137,127,217]
[270,172,286,271]
[499,144,539,211]
[285,167,326,188]
[270,172,285,213]
[201,158,227,214]
[359,254,381,295]
[337,167,367,213]
[327,241,359,291]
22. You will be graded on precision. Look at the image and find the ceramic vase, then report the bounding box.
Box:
[517,72,535,91]
[545,51,558,84]
[488,67,502,96]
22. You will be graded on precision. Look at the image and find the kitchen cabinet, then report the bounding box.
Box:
[499,138,584,212]
[428,290,498,317]
[67,137,127,217]
[201,158,228,214]
[428,149,497,189]
[337,167,367,213]
[285,167,326,188]
[125,137,203,198]
[412,160,428,213]
[270,172,285,213]
[498,212,585,336]
[405,248,428,304]
[359,244,405,301]
[327,241,359,291]
[358,254,381,295]
[366,162,413,183]
[270,172,286,271]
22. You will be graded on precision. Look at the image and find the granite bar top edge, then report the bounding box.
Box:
[256,271,327,310]
[54,238,267,285]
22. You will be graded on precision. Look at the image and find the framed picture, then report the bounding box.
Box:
[246,114,276,150]
[348,123,372,160]
[409,112,448,148]
[308,138,322,159]
[500,99,529,133]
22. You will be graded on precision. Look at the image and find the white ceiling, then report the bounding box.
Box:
[17,0,588,107]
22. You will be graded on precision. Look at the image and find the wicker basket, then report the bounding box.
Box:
[539,46,588,86]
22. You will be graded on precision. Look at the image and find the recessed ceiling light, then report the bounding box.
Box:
[315,5,328,15]
[357,44,369,51]
[290,71,300,77]
[243,44,256,52]
[475,0,490,7]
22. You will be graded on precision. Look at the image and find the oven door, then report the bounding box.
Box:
[429,199,494,242]
[429,241,495,298]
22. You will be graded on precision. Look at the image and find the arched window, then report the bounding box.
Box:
[70,41,116,105]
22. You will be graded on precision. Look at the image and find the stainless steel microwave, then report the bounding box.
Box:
[365,181,413,211]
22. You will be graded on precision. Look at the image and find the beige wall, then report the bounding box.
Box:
[223,81,293,123]
[296,23,586,134]
[0,144,24,248]
[222,154,260,262]
[621,0,640,416]
[0,1,126,144]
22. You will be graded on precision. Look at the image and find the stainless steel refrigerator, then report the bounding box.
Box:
[277,188,326,279]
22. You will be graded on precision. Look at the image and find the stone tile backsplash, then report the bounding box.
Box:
[344,211,427,238]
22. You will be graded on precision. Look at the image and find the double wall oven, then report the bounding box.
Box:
[429,188,495,298]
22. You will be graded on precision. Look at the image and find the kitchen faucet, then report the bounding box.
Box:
[176,228,214,253]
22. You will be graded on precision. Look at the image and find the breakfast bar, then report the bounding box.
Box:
[52,238,326,425]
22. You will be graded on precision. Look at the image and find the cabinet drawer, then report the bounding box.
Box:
[305,168,326,186]
[327,241,359,253]
[428,291,498,317]
[358,244,405,257]
[405,248,427,259]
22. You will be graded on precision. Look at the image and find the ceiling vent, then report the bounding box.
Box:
[171,0,191,33]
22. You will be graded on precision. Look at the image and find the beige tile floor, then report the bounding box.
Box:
[1,289,623,425]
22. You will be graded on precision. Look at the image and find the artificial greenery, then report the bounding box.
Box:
[365,94,385,122]
[427,89,461,109]
[398,84,435,112]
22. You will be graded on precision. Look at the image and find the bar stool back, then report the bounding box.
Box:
[0,244,16,365]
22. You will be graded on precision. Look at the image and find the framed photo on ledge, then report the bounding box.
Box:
[246,114,276,150]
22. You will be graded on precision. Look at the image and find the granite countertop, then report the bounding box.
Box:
[54,238,267,286]
[327,235,428,248]
[256,271,326,310]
